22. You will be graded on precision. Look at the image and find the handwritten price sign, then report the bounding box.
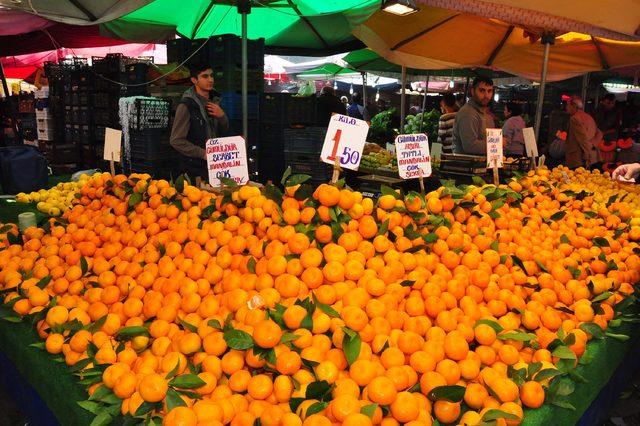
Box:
[486,128,503,168]
[206,136,249,187]
[320,114,369,171]
[395,133,431,179]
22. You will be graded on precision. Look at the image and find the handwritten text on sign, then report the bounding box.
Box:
[206,136,249,187]
[395,133,431,179]
[320,114,369,171]
[486,128,503,168]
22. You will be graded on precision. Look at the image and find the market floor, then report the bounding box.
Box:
[0,369,640,425]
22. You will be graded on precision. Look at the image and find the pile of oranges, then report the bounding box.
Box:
[0,167,639,426]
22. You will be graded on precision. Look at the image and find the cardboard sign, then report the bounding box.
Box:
[103,128,122,162]
[486,128,503,168]
[320,114,369,171]
[206,136,249,187]
[395,133,431,179]
[523,127,538,157]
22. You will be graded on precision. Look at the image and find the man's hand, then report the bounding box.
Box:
[612,163,640,182]
[206,102,225,118]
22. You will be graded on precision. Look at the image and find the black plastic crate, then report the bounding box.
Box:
[209,34,264,67]
[40,142,80,163]
[80,125,91,143]
[260,122,285,145]
[260,93,289,124]
[93,54,124,75]
[257,151,285,184]
[125,63,149,84]
[72,125,81,143]
[287,96,317,126]
[18,115,36,130]
[212,66,263,93]
[91,93,118,109]
[64,125,74,143]
[283,127,326,154]
[80,144,97,167]
[220,92,259,120]
[93,108,117,126]
[129,98,171,131]
[284,151,332,183]
[128,132,172,161]
[93,126,106,144]
[227,119,260,142]
[167,38,193,64]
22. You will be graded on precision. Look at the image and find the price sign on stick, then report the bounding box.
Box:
[523,127,538,158]
[486,128,503,186]
[486,128,503,168]
[103,127,122,175]
[206,136,249,187]
[395,134,431,179]
[320,114,369,171]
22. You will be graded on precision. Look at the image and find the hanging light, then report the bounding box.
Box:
[382,0,419,16]
[375,90,380,102]
[494,93,500,102]
[333,80,338,90]
[349,84,354,95]
[449,80,455,88]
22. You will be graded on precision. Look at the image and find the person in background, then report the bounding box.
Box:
[347,92,371,122]
[437,93,458,154]
[612,162,640,181]
[455,93,466,109]
[502,102,526,156]
[565,95,602,169]
[170,62,229,179]
[594,93,622,142]
[316,85,346,125]
[340,96,349,111]
[452,76,495,155]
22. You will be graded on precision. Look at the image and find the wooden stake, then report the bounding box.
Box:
[418,168,425,195]
[492,159,499,186]
[331,156,341,184]
[110,152,116,176]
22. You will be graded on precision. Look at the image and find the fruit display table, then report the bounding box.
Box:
[0,303,638,425]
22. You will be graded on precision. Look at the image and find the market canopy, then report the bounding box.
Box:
[416,0,640,41]
[112,0,380,55]
[353,5,640,82]
[296,63,360,80]
[0,0,153,25]
[343,48,513,79]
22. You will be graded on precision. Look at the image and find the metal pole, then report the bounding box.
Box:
[464,75,470,104]
[242,13,248,142]
[400,66,407,133]
[362,72,367,107]
[0,62,19,145]
[419,74,430,133]
[581,72,590,112]
[534,35,554,140]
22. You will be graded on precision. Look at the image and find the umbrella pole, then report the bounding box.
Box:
[581,72,590,111]
[241,12,248,142]
[419,74,430,133]
[362,72,367,107]
[0,62,19,145]
[400,66,407,133]
[534,34,554,140]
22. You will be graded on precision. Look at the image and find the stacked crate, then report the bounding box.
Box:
[17,92,36,146]
[283,127,332,185]
[34,87,52,147]
[258,93,288,182]
[122,98,174,178]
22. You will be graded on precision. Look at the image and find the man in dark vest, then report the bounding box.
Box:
[170,62,229,178]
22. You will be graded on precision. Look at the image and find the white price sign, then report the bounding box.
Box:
[206,136,249,187]
[486,128,503,168]
[320,114,369,171]
[395,133,431,179]
[523,127,538,157]
[103,127,122,162]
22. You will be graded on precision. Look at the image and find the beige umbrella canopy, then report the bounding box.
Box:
[417,0,640,41]
[353,4,640,135]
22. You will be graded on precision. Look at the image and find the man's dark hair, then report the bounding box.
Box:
[352,92,362,104]
[472,76,494,88]
[603,93,616,102]
[505,102,523,116]
[189,62,213,79]
[441,93,457,109]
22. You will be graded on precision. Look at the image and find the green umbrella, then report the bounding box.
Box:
[115,0,380,55]
[297,63,360,80]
